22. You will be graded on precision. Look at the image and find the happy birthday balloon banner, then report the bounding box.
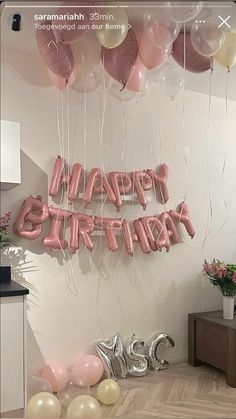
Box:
[13,156,195,256]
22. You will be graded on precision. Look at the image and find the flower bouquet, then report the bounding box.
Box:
[0,212,17,250]
[0,212,17,282]
[203,259,236,319]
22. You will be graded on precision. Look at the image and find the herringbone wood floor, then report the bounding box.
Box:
[101,363,236,419]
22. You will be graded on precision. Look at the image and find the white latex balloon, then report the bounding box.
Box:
[190,22,225,57]
[159,64,185,101]
[66,395,102,419]
[97,63,114,94]
[165,1,203,23]
[28,392,61,419]
[144,9,180,49]
[135,81,151,102]
[58,381,89,409]
[72,32,101,75]
[28,376,52,400]
[110,80,136,101]
[72,70,100,93]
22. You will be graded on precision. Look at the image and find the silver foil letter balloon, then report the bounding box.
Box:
[148,333,175,371]
[126,334,149,377]
[95,332,129,379]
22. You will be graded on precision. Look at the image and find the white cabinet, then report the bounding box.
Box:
[0,120,21,190]
[0,296,26,414]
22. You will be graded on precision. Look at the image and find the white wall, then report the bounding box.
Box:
[1,43,236,375]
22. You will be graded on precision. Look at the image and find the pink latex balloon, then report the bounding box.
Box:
[72,355,104,386]
[36,21,74,79]
[133,219,151,254]
[43,206,71,250]
[49,156,66,197]
[94,217,122,252]
[68,163,83,203]
[101,29,138,87]
[13,196,49,240]
[109,171,132,210]
[70,213,94,253]
[141,216,170,252]
[159,212,180,244]
[83,168,116,208]
[52,7,96,44]
[132,171,152,210]
[122,219,134,257]
[169,202,195,238]
[139,35,171,70]
[48,68,76,89]
[147,164,169,204]
[41,362,68,392]
[172,32,211,73]
[126,56,146,92]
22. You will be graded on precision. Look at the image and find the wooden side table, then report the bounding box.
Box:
[188,311,236,387]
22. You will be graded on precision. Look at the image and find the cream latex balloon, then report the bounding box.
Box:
[96,7,129,49]
[66,395,102,419]
[214,31,236,70]
[27,392,61,418]
[97,379,121,405]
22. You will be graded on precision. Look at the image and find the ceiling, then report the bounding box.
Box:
[1,1,236,100]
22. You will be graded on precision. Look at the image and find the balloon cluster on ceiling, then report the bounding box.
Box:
[36,1,236,100]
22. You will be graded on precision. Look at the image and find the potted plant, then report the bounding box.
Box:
[203,259,236,320]
[0,212,17,281]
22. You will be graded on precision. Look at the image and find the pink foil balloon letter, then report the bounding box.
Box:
[169,202,195,238]
[13,196,49,240]
[70,213,94,253]
[68,163,83,203]
[122,219,134,257]
[43,206,71,250]
[133,219,151,254]
[109,171,132,210]
[132,171,152,210]
[94,217,122,252]
[141,216,170,252]
[83,168,116,208]
[49,156,66,197]
[147,164,169,204]
[159,212,180,244]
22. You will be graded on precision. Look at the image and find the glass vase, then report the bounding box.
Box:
[222,296,235,320]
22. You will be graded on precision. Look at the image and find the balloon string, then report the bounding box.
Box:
[222,71,229,174]
[182,23,188,203]
[61,88,65,162]
[219,199,229,231]
[132,97,137,284]
[202,69,213,253]
[66,84,70,208]
[219,71,229,230]
[83,86,87,196]
[56,87,77,295]
[183,23,186,75]
[64,88,77,294]
[96,77,108,339]
[56,88,63,157]
[64,83,78,294]
[173,100,180,201]
[120,90,127,225]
